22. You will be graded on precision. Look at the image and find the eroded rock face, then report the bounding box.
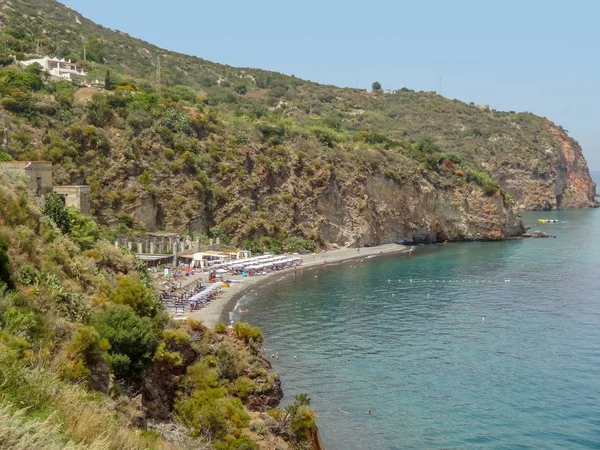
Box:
[294,174,524,247]
[487,121,597,211]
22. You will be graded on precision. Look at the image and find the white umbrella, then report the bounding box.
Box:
[216,269,228,274]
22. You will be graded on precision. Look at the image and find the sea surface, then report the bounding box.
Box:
[232,209,600,449]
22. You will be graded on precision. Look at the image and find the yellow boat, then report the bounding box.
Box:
[538,219,559,223]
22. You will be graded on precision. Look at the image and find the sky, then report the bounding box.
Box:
[65,0,600,169]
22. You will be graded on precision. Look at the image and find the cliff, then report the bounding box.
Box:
[483,121,597,211]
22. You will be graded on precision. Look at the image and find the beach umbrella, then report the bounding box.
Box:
[216,269,228,273]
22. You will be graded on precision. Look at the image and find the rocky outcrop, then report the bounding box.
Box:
[224,164,525,248]
[487,121,597,211]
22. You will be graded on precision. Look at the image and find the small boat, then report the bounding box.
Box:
[538,219,559,223]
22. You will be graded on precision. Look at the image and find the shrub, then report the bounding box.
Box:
[163,328,191,346]
[175,391,229,439]
[163,148,175,160]
[215,322,228,334]
[67,209,99,250]
[0,151,13,161]
[469,169,499,196]
[44,192,71,234]
[92,305,160,382]
[216,343,243,381]
[0,236,15,290]
[285,236,316,253]
[62,325,109,380]
[138,170,151,185]
[233,323,263,343]
[109,274,159,318]
[416,137,440,154]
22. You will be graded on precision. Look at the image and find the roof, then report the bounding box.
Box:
[135,254,173,262]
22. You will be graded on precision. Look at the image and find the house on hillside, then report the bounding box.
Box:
[21,57,88,81]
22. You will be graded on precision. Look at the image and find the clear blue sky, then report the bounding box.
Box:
[65,0,600,169]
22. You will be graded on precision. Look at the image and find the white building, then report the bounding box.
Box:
[21,57,87,81]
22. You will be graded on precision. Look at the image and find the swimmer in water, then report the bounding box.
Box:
[275,351,279,360]
[294,355,297,361]
[347,359,351,364]
[366,409,371,414]
[338,408,348,414]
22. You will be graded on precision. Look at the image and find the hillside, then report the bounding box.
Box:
[0,173,319,449]
[0,0,596,251]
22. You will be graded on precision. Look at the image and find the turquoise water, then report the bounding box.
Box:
[233,209,600,449]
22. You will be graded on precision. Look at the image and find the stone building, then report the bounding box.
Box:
[54,185,91,215]
[0,161,90,214]
[0,161,53,200]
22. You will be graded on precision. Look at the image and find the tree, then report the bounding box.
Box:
[372,81,382,92]
[67,208,99,250]
[104,70,112,91]
[44,192,70,234]
[24,62,43,77]
[92,305,160,382]
[0,236,15,290]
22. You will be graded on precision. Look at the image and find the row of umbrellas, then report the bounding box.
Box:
[216,254,276,268]
[188,282,223,302]
[244,256,302,270]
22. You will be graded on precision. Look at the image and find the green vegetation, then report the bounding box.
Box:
[0,172,315,448]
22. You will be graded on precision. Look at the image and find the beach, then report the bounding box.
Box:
[189,243,414,327]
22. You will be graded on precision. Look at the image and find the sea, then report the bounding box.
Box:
[232,180,600,449]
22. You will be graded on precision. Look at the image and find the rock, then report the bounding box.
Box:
[87,357,111,394]
[522,231,550,238]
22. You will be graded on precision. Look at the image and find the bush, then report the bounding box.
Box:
[175,391,229,439]
[67,209,99,250]
[233,323,263,344]
[109,274,159,318]
[0,151,13,161]
[0,236,15,290]
[44,192,71,234]
[215,322,228,334]
[163,328,191,346]
[92,305,160,382]
[469,169,499,196]
[285,237,316,253]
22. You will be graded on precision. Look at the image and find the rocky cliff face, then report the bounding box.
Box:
[484,121,597,211]
[302,174,524,246]
[213,158,525,248]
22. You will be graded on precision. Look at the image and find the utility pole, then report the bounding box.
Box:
[156,54,161,86]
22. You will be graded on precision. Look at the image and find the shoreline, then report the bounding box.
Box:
[189,243,414,328]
